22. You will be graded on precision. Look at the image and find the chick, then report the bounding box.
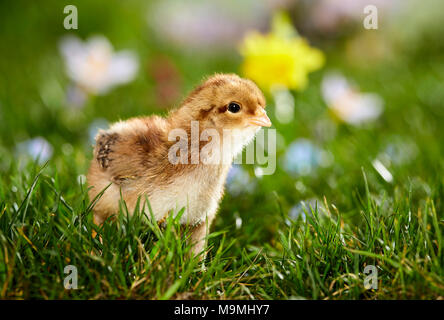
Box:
[87,73,271,257]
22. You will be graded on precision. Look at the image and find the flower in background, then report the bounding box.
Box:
[226,165,256,196]
[16,137,53,165]
[148,0,272,50]
[283,139,331,176]
[240,11,324,92]
[59,35,139,96]
[310,0,401,33]
[321,72,383,125]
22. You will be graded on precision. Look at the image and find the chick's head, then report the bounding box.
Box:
[182,74,271,137]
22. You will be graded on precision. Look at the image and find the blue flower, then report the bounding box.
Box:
[226,165,255,196]
[283,139,323,176]
[17,137,53,165]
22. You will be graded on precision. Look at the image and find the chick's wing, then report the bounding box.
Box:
[93,117,168,185]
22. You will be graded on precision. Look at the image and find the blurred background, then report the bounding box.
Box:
[0,0,443,242]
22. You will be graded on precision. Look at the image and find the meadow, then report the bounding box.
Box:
[0,1,443,299]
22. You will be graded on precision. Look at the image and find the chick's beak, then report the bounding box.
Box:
[249,110,272,127]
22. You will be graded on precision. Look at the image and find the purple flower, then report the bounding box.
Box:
[17,137,53,165]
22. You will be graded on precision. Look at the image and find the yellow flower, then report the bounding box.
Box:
[240,12,325,92]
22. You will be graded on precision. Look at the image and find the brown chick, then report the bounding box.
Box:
[87,73,271,258]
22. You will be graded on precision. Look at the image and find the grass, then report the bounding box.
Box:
[1,1,444,300]
[0,158,443,299]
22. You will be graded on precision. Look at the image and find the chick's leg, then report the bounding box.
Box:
[189,215,215,259]
[92,213,104,239]
[92,213,109,248]
[89,213,105,255]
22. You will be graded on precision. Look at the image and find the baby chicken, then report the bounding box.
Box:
[87,73,271,257]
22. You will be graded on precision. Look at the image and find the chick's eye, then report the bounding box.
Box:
[228,102,241,113]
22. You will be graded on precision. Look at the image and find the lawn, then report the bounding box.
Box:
[0,1,443,299]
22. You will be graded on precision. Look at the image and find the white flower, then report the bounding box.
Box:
[321,72,383,125]
[17,137,53,165]
[59,35,138,95]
